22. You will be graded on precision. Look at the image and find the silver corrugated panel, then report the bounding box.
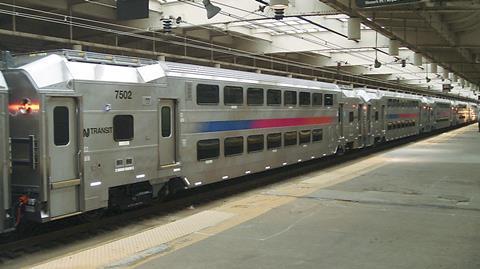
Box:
[161,61,341,91]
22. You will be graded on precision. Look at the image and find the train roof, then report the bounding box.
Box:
[158,61,341,91]
[5,52,165,90]
[5,50,341,93]
[354,87,426,102]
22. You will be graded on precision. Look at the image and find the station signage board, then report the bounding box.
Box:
[356,0,420,8]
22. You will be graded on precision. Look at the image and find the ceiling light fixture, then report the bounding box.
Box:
[270,0,289,20]
[203,0,221,19]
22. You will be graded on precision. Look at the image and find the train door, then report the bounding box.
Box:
[47,97,80,218]
[418,106,422,132]
[338,104,344,137]
[158,99,176,167]
[367,105,372,144]
[358,104,363,146]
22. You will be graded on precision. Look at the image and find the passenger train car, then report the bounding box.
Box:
[0,72,12,233]
[1,50,478,228]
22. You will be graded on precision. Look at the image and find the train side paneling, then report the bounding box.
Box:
[77,80,182,213]
[0,77,11,232]
[434,102,453,129]
[384,97,421,141]
[176,78,340,188]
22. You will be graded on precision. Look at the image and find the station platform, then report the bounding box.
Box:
[31,125,480,269]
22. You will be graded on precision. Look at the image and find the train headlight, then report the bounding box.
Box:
[9,98,39,115]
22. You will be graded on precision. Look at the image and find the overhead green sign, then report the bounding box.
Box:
[357,0,420,8]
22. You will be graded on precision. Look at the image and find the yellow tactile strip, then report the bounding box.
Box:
[29,210,234,269]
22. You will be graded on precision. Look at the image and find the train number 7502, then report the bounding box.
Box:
[115,90,133,99]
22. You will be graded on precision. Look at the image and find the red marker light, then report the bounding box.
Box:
[9,98,40,115]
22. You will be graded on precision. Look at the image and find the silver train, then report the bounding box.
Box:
[0,50,478,233]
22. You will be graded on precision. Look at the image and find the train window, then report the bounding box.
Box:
[284,131,297,146]
[161,107,171,138]
[224,86,243,105]
[324,94,334,106]
[267,133,282,149]
[113,115,134,142]
[197,84,219,105]
[284,91,297,106]
[224,136,244,156]
[247,88,264,105]
[299,130,311,144]
[312,93,323,106]
[247,135,264,152]
[267,89,282,106]
[53,106,69,146]
[375,111,379,121]
[299,92,311,106]
[197,139,220,160]
[349,111,354,123]
[312,129,323,142]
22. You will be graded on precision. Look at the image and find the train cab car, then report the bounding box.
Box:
[0,72,13,233]
[3,50,345,224]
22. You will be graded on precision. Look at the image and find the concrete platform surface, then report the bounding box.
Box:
[133,126,480,269]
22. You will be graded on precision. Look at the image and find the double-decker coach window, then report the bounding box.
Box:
[312,93,323,106]
[324,94,334,106]
[197,84,219,105]
[299,92,311,106]
[267,133,282,149]
[349,111,354,123]
[53,106,69,146]
[267,89,282,105]
[224,136,243,156]
[284,131,297,146]
[312,129,323,142]
[197,139,220,160]
[284,91,297,106]
[247,135,264,152]
[299,130,311,144]
[224,86,243,105]
[247,88,264,105]
[113,115,134,141]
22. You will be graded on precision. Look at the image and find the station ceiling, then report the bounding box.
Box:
[0,0,478,101]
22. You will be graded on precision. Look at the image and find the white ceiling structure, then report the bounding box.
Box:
[0,0,478,101]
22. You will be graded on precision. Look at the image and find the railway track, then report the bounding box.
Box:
[0,124,470,265]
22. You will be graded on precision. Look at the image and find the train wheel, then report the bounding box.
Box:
[335,146,345,156]
[157,183,171,202]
